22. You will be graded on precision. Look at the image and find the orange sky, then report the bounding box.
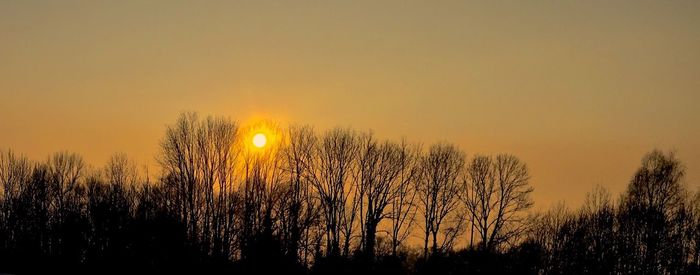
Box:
[1,1,699,209]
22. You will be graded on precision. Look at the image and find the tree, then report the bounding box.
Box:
[0,150,34,263]
[17,113,700,274]
[47,151,85,221]
[239,121,287,264]
[624,150,685,214]
[158,112,240,258]
[387,140,421,257]
[463,154,533,252]
[416,143,465,257]
[580,185,616,274]
[526,150,695,274]
[279,125,320,265]
[46,151,88,267]
[0,150,33,236]
[306,128,359,257]
[355,133,405,259]
[528,202,572,274]
[618,149,688,274]
[689,191,700,271]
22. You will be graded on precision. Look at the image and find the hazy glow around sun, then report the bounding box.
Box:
[252,133,267,148]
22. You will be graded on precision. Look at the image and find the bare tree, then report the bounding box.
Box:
[624,150,685,214]
[0,150,33,248]
[526,151,695,275]
[306,128,358,257]
[239,121,286,261]
[47,151,85,222]
[104,153,137,189]
[462,154,533,251]
[45,151,87,262]
[582,184,612,216]
[527,202,573,274]
[387,140,421,256]
[159,112,201,242]
[280,125,320,265]
[208,118,240,259]
[158,112,240,258]
[416,143,465,257]
[355,133,405,259]
[618,149,688,274]
[581,185,616,274]
[690,191,700,269]
[0,150,33,199]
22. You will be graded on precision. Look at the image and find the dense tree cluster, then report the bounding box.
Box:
[1,112,698,274]
[526,150,700,275]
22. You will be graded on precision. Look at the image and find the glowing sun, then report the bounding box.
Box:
[252,133,267,148]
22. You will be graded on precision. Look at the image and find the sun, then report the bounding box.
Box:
[252,133,267,148]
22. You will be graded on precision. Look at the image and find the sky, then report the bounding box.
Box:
[1,1,699,209]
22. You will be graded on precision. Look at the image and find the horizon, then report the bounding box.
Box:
[1,112,697,212]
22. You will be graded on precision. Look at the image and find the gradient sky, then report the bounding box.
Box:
[1,1,699,209]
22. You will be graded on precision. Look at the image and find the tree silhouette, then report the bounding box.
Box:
[355,133,407,260]
[462,154,533,251]
[2,113,700,274]
[306,128,359,258]
[416,143,465,258]
[387,139,421,257]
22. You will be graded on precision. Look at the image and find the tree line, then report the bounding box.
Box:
[0,112,698,274]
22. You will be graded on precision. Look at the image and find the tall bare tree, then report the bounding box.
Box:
[462,154,533,251]
[618,149,688,274]
[47,152,85,223]
[624,150,685,214]
[239,122,287,261]
[159,112,240,258]
[416,143,465,257]
[387,140,421,257]
[355,133,406,259]
[279,125,319,265]
[0,150,33,249]
[306,128,358,257]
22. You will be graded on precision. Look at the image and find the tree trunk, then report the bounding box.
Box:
[365,221,377,259]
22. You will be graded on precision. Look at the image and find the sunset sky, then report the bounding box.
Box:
[1,1,699,209]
